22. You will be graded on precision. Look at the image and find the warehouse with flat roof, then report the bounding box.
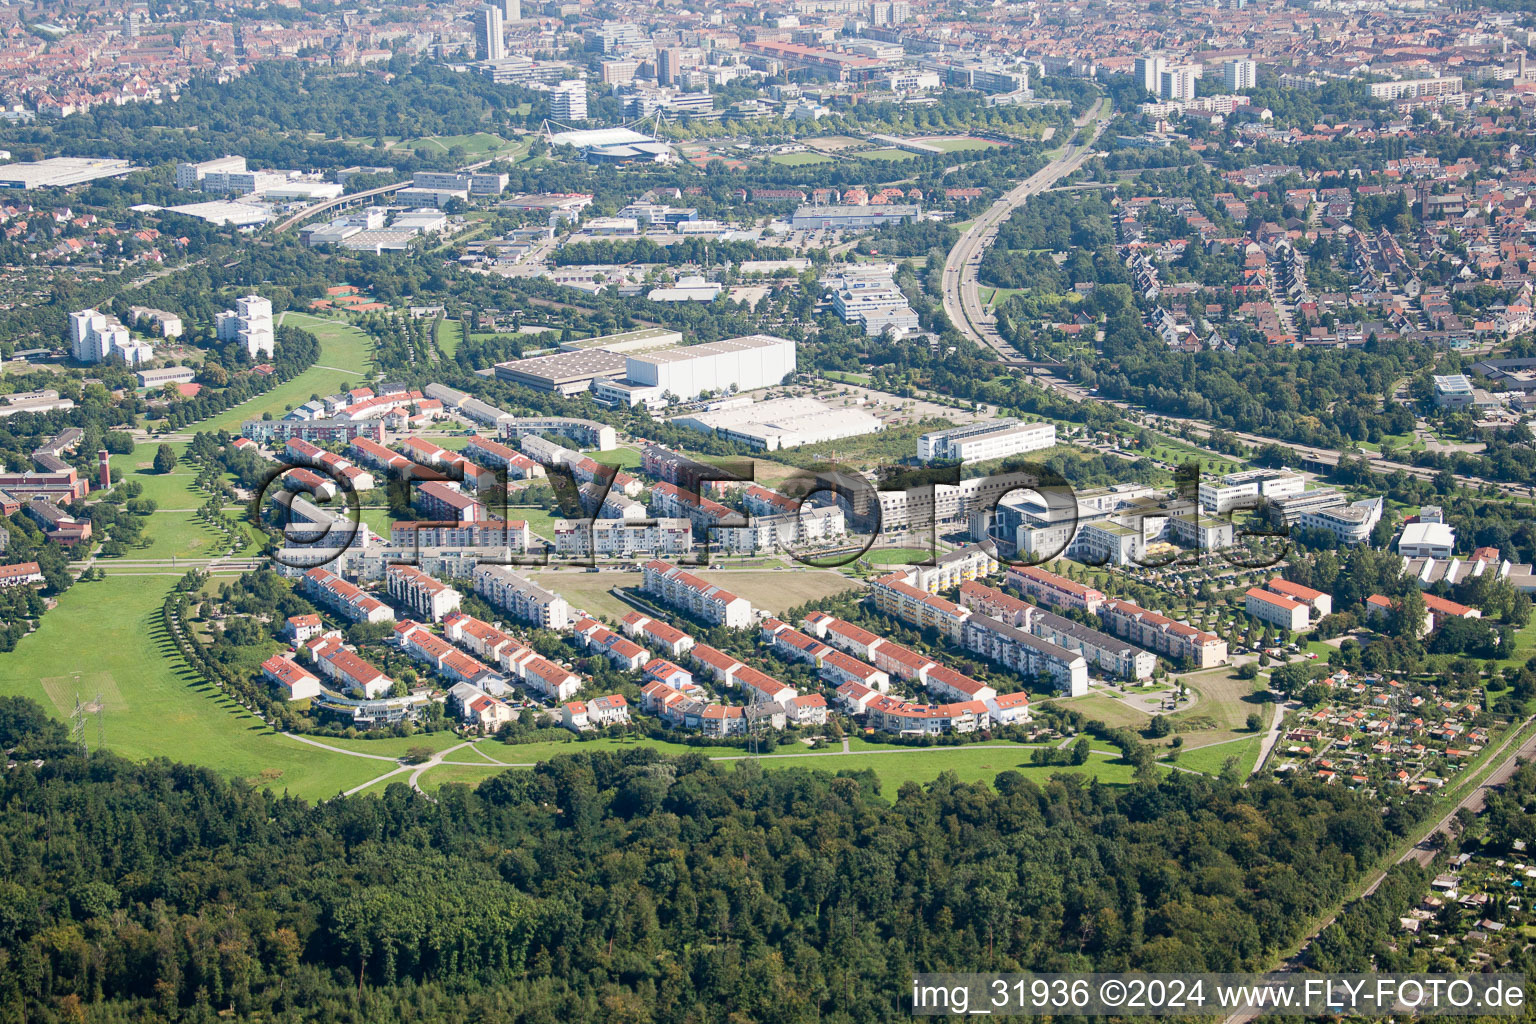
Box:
[493,349,632,394]
[0,157,139,189]
[625,334,796,401]
[673,396,881,451]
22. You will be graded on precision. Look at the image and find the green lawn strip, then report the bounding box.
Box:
[201,314,376,432]
[436,318,464,357]
[0,575,385,801]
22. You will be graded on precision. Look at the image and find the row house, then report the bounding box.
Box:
[573,618,651,671]
[474,565,571,630]
[385,565,463,622]
[414,481,486,523]
[802,611,885,660]
[818,648,891,693]
[799,610,995,700]
[1100,599,1228,668]
[571,456,643,498]
[761,618,835,666]
[643,658,698,692]
[348,436,414,476]
[621,611,696,658]
[448,681,514,731]
[641,559,753,628]
[442,612,523,667]
[442,611,583,702]
[864,694,989,736]
[959,581,1155,681]
[0,561,42,587]
[464,436,546,479]
[300,567,394,624]
[284,438,376,492]
[261,654,322,701]
[1266,577,1333,619]
[316,648,394,699]
[562,694,631,732]
[651,481,740,534]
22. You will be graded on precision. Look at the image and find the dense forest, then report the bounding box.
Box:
[0,695,1415,1023]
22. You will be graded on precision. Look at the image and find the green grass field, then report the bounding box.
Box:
[1175,733,1265,776]
[401,133,528,160]
[0,576,387,800]
[111,443,200,507]
[769,152,833,166]
[586,446,643,469]
[508,504,562,543]
[202,313,376,432]
[436,318,464,357]
[861,546,937,566]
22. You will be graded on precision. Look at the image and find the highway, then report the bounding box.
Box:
[941,98,1110,361]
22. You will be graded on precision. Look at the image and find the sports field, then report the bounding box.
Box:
[912,136,1007,153]
[436,317,464,357]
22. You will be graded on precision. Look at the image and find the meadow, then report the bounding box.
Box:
[201,313,375,432]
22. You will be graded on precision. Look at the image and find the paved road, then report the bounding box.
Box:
[942,99,1109,358]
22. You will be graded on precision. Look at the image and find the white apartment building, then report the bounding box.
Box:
[216,295,275,358]
[1159,64,1202,101]
[917,419,1056,464]
[1134,54,1167,93]
[1245,587,1310,632]
[385,565,463,622]
[475,5,506,61]
[69,309,153,366]
[554,517,695,558]
[1223,59,1257,90]
[550,80,589,121]
[473,565,571,629]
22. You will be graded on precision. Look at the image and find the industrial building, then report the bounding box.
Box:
[917,419,1056,464]
[673,397,882,451]
[0,157,139,190]
[624,334,795,402]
